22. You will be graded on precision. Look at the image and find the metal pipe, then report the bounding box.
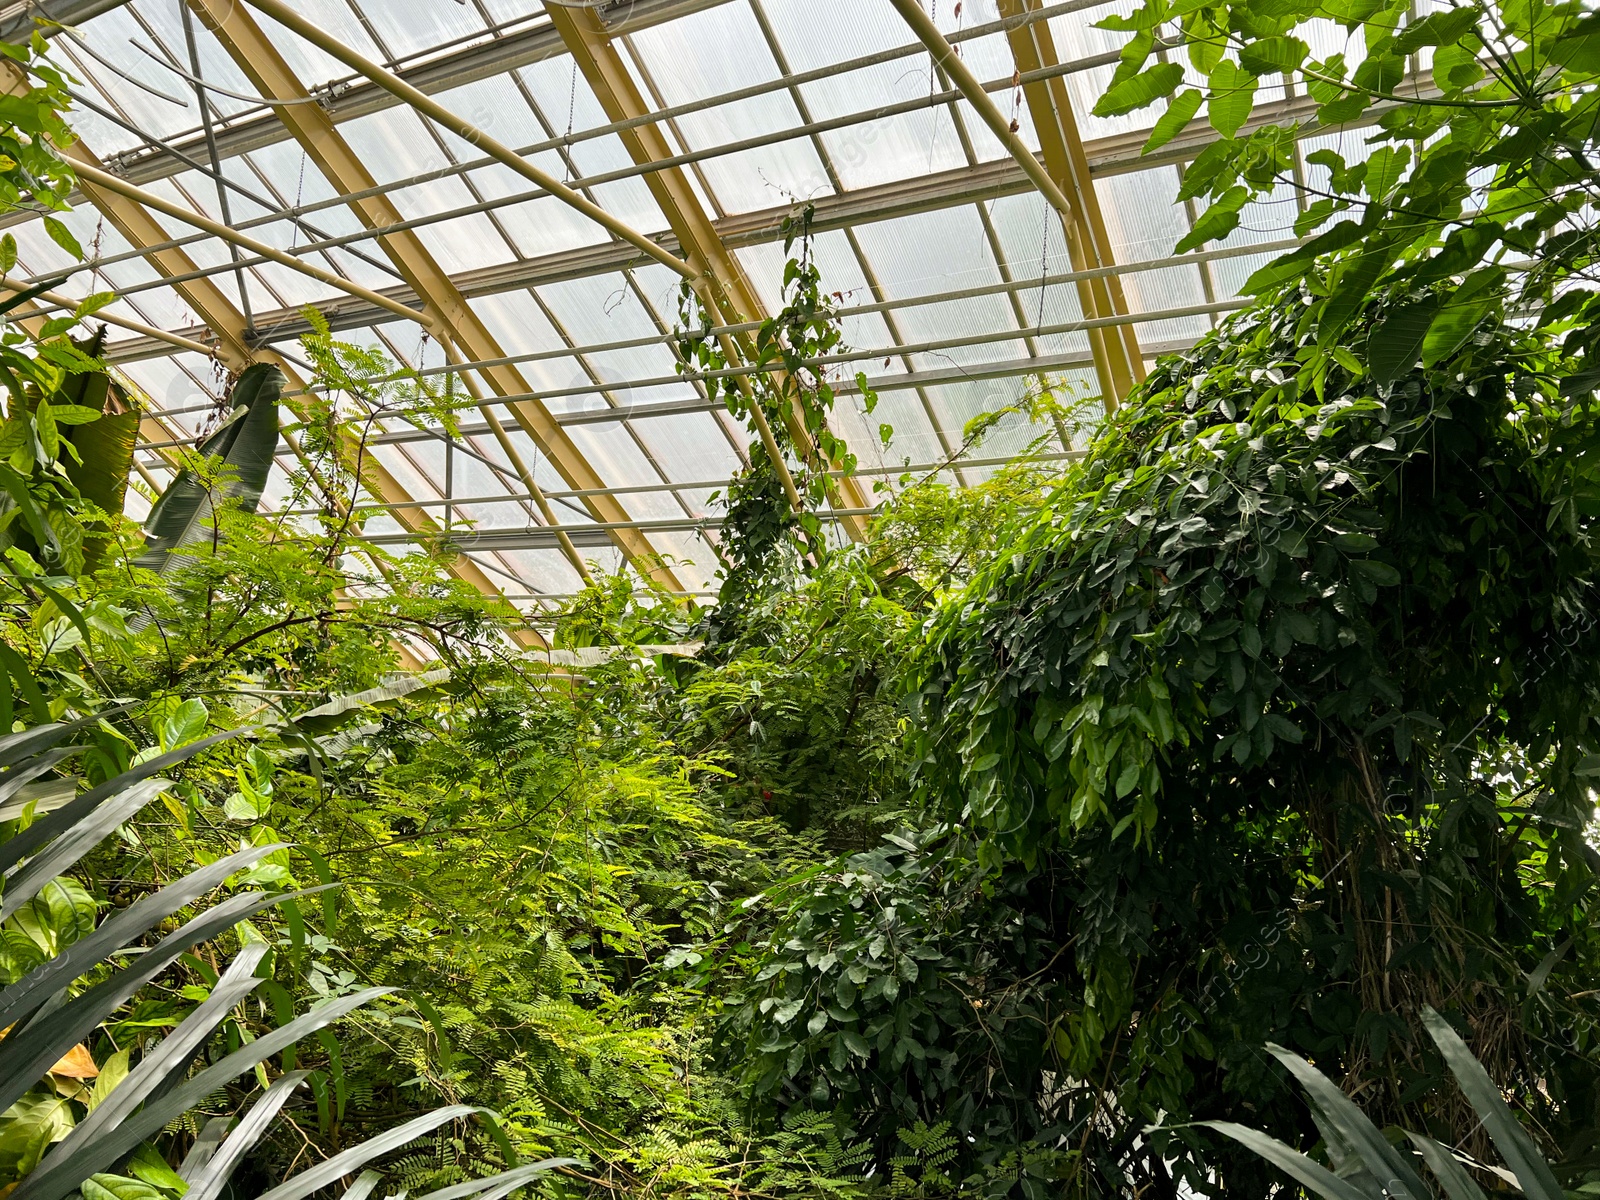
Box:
[888,0,1081,226]
[0,275,217,354]
[69,158,436,330]
[441,337,595,583]
[139,333,1204,444]
[242,0,697,282]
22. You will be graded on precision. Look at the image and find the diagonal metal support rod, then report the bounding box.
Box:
[888,0,1142,409]
[240,0,697,283]
[68,159,437,330]
[190,0,681,591]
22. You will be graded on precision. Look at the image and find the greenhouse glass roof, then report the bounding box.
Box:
[0,0,1325,612]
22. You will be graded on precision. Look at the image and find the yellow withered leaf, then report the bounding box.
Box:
[49,1043,100,1079]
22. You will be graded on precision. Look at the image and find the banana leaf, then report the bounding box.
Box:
[137,362,283,576]
[51,329,138,535]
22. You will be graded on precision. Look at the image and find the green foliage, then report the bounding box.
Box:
[679,206,886,645]
[135,363,283,581]
[1207,1008,1589,1197]
[0,708,552,1200]
[1094,0,1600,398]
[0,33,78,220]
[725,830,1078,1191]
[904,282,1600,1192]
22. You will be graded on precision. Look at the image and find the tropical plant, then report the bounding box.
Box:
[1206,1008,1579,1198]
[36,329,138,571]
[897,277,1600,1193]
[1090,0,1600,395]
[135,362,283,579]
[0,707,569,1200]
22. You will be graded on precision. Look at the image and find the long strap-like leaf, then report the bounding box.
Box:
[12,986,395,1200]
[1421,1007,1564,1200]
[249,1107,480,1200]
[0,728,245,876]
[0,843,289,1031]
[1266,1044,1430,1199]
[1406,1132,1489,1200]
[183,1071,311,1200]
[1200,1121,1381,1200]
[177,1117,233,1184]
[417,1161,580,1200]
[0,722,70,772]
[0,888,313,1116]
[0,746,79,807]
[38,945,270,1171]
[1,779,170,919]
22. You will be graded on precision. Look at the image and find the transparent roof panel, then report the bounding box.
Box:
[350,0,489,62]
[38,0,1317,598]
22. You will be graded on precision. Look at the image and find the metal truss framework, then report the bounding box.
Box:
[190,0,685,590]
[0,0,1362,607]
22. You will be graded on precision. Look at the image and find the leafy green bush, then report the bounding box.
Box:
[898,284,1600,1192]
[1207,1008,1580,1198]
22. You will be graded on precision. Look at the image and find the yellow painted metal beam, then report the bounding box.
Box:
[997,0,1144,408]
[0,58,540,644]
[240,0,695,283]
[196,0,685,591]
[888,0,1143,409]
[544,1,872,542]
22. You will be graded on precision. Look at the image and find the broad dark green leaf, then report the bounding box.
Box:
[1421,1007,1564,1200]
[1144,89,1204,152]
[1238,35,1309,74]
[138,362,284,577]
[1392,7,1478,53]
[1207,60,1259,137]
[1367,296,1441,385]
[1176,187,1249,252]
[1421,300,1492,367]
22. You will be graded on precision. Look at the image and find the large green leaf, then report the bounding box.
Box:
[1265,1045,1429,1199]
[1093,62,1184,117]
[1405,1132,1489,1200]
[1200,1121,1378,1199]
[50,330,138,543]
[137,362,283,577]
[180,1072,311,1200]
[1207,60,1259,138]
[1421,1007,1564,1200]
[1367,296,1441,385]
